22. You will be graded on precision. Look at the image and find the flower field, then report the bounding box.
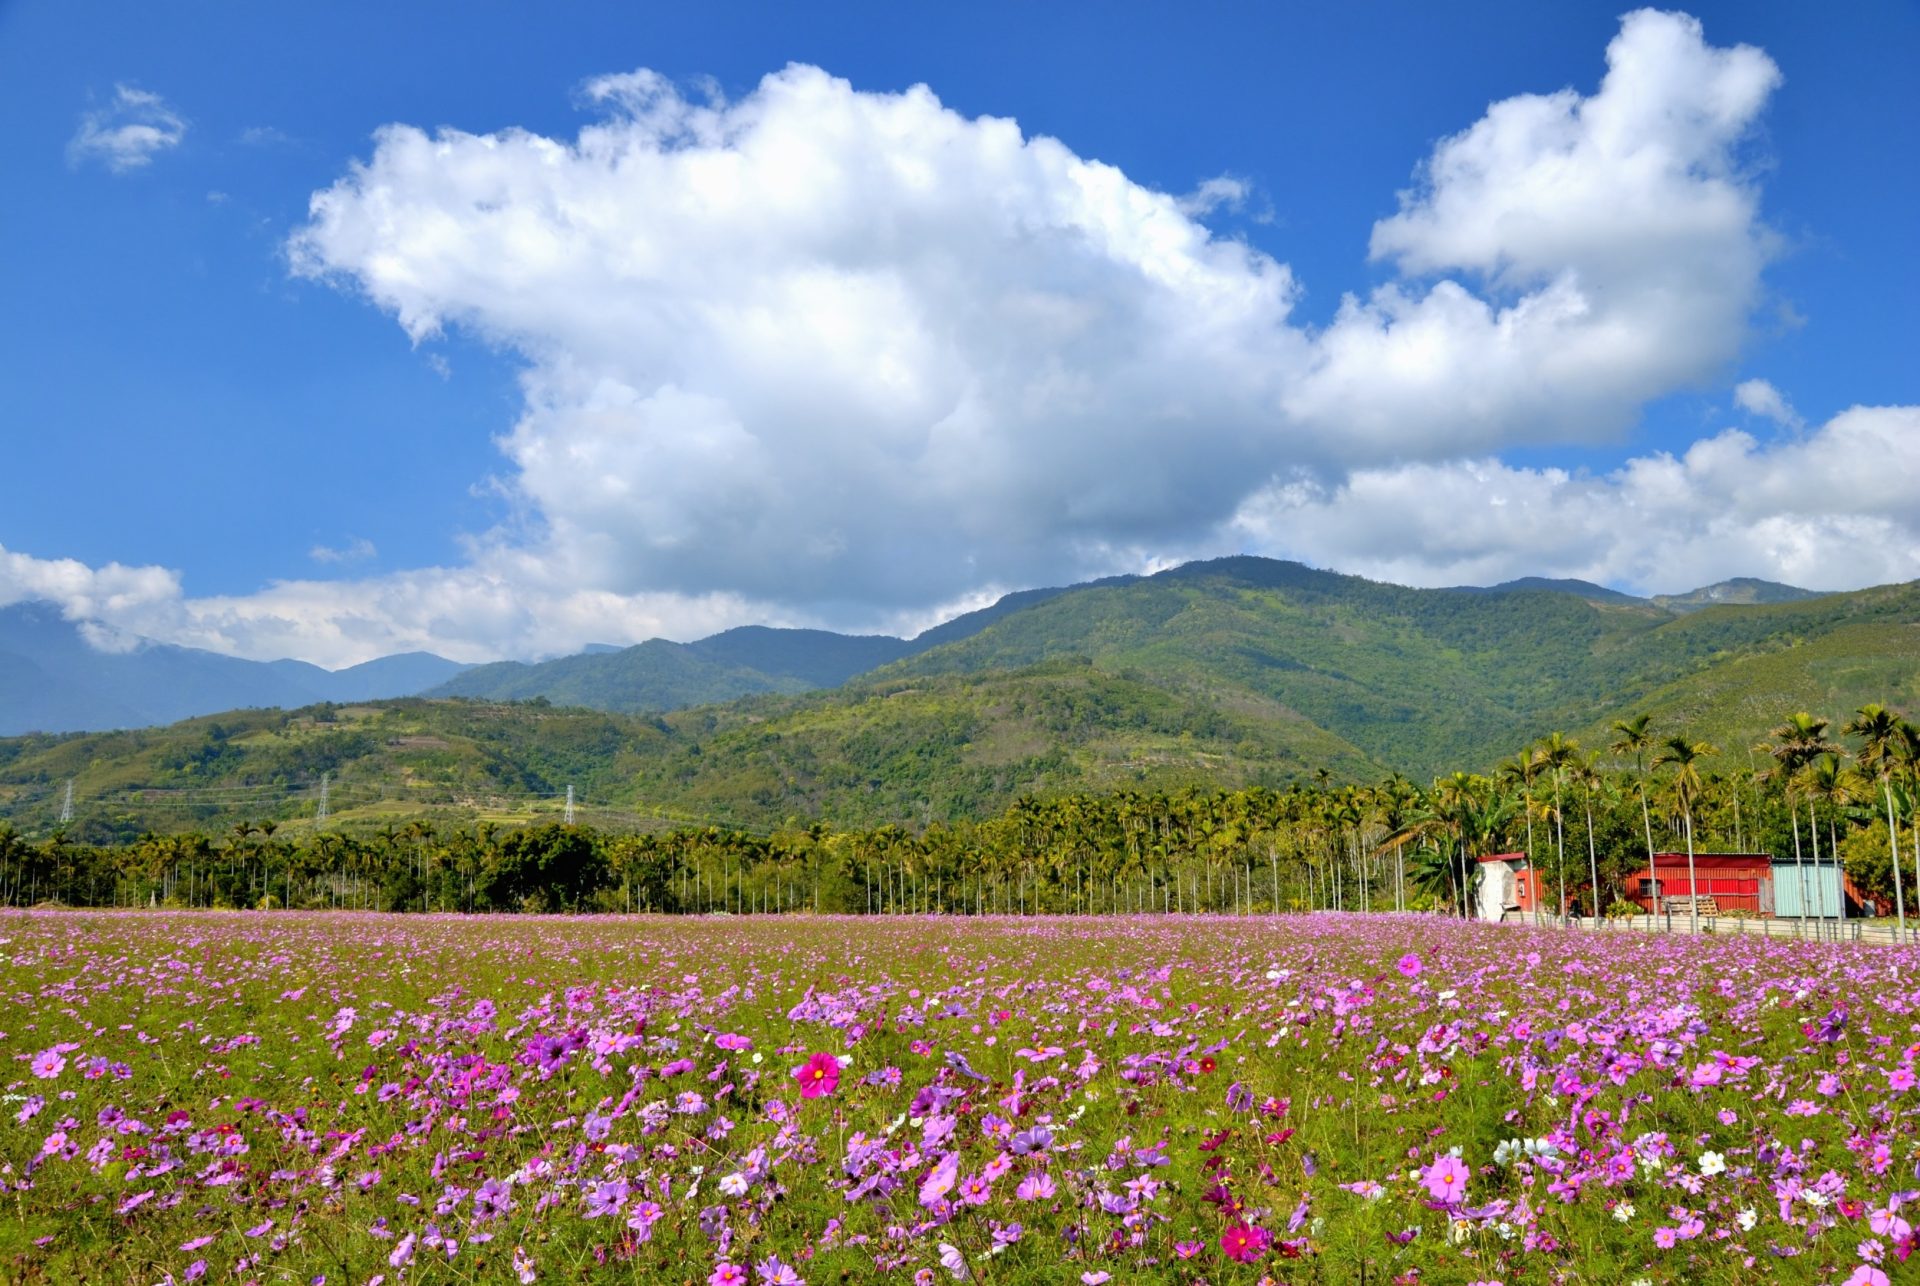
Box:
[2,912,1916,1285]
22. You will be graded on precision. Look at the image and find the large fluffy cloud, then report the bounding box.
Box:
[1232,405,1920,591]
[20,11,1910,667]
[287,9,1782,616]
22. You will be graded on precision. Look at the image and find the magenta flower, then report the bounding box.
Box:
[1422,1153,1469,1203]
[709,1263,747,1286]
[1396,953,1423,978]
[793,1052,841,1099]
[30,1050,65,1079]
[1220,1222,1271,1263]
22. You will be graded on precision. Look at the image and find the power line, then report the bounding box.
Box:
[58,780,74,825]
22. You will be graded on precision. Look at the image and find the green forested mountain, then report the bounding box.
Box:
[418,583,1123,710]
[1,557,1914,838]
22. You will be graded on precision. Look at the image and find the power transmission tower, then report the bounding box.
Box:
[58,780,74,825]
[564,784,575,826]
[317,773,330,825]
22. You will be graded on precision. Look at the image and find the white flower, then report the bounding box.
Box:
[1698,1151,1726,1176]
[1736,1208,1757,1231]
[1613,1202,1637,1222]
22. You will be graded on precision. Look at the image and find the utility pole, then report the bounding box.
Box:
[317,772,330,825]
[564,785,575,826]
[58,780,73,825]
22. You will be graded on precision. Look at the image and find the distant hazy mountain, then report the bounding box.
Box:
[1651,578,1825,612]
[0,602,468,735]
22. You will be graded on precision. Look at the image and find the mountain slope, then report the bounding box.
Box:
[2,559,1913,837]
[429,639,818,710]
[880,558,1916,776]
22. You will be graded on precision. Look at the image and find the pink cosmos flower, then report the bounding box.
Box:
[1396,954,1424,978]
[709,1263,747,1286]
[1843,1267,1890,1286]
[920,1151,960,1207]
[30,1050,64,1079]
[1889,1067,1916,1093]
[1422,1153,1469,1203]
[1015,1171,1056,1201]
[794,1053,840,1099]
[1220,1222,1271,1263]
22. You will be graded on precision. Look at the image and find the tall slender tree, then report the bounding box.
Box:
[1609,716,1659,924]
[1654,734,1717,935]
[1846,704,1909,940]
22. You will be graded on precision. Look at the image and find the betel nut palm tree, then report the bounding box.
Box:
[1609,715,1660,925]
[1654,733,1717,935]
[1845,703,1909,940]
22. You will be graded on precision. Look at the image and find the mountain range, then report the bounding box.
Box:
[0,601,468,736]
[2,559,1914,838]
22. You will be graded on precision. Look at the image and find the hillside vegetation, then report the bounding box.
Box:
[2,558,1915,836]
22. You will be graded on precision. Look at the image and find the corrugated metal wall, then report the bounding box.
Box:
[1771,863,1844,918]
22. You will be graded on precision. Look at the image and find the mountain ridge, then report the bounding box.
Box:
[2,560,1911,839]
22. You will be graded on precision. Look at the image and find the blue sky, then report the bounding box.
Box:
[2,2,1915,665]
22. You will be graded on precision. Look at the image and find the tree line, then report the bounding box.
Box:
[3,704,1916,933]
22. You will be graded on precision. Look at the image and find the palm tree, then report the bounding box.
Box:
[1798,752,1857,931]
[1609,716,1659,925]
[1534,733,1579,924]
[1654,734,1717,934]
[1846,704,1909,940]
[1571,752,1608,924]
[1765,713,1837,936]
[1498,752,1541,924]
[1896,722,1920,942]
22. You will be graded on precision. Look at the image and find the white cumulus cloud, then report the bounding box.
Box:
[18,10,1907,668]
[68,84,187,172]
[286,9,1784,624]
[1230,404,1920,593]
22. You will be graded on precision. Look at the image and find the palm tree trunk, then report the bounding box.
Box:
[1791,800,1808,940]
[1553,778,1567,927]
[1884,780,1907,942]
[1584,786,1599,930]
[1638,777,1658,931]
[1808,803,1824,940]
[1684,809,1699,936]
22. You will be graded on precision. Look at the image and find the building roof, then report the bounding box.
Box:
[1476,852,1527,864]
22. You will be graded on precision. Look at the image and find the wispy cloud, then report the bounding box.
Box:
[309,537,378,565]
[1733,378,1804,430]
[68,84,187,173]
